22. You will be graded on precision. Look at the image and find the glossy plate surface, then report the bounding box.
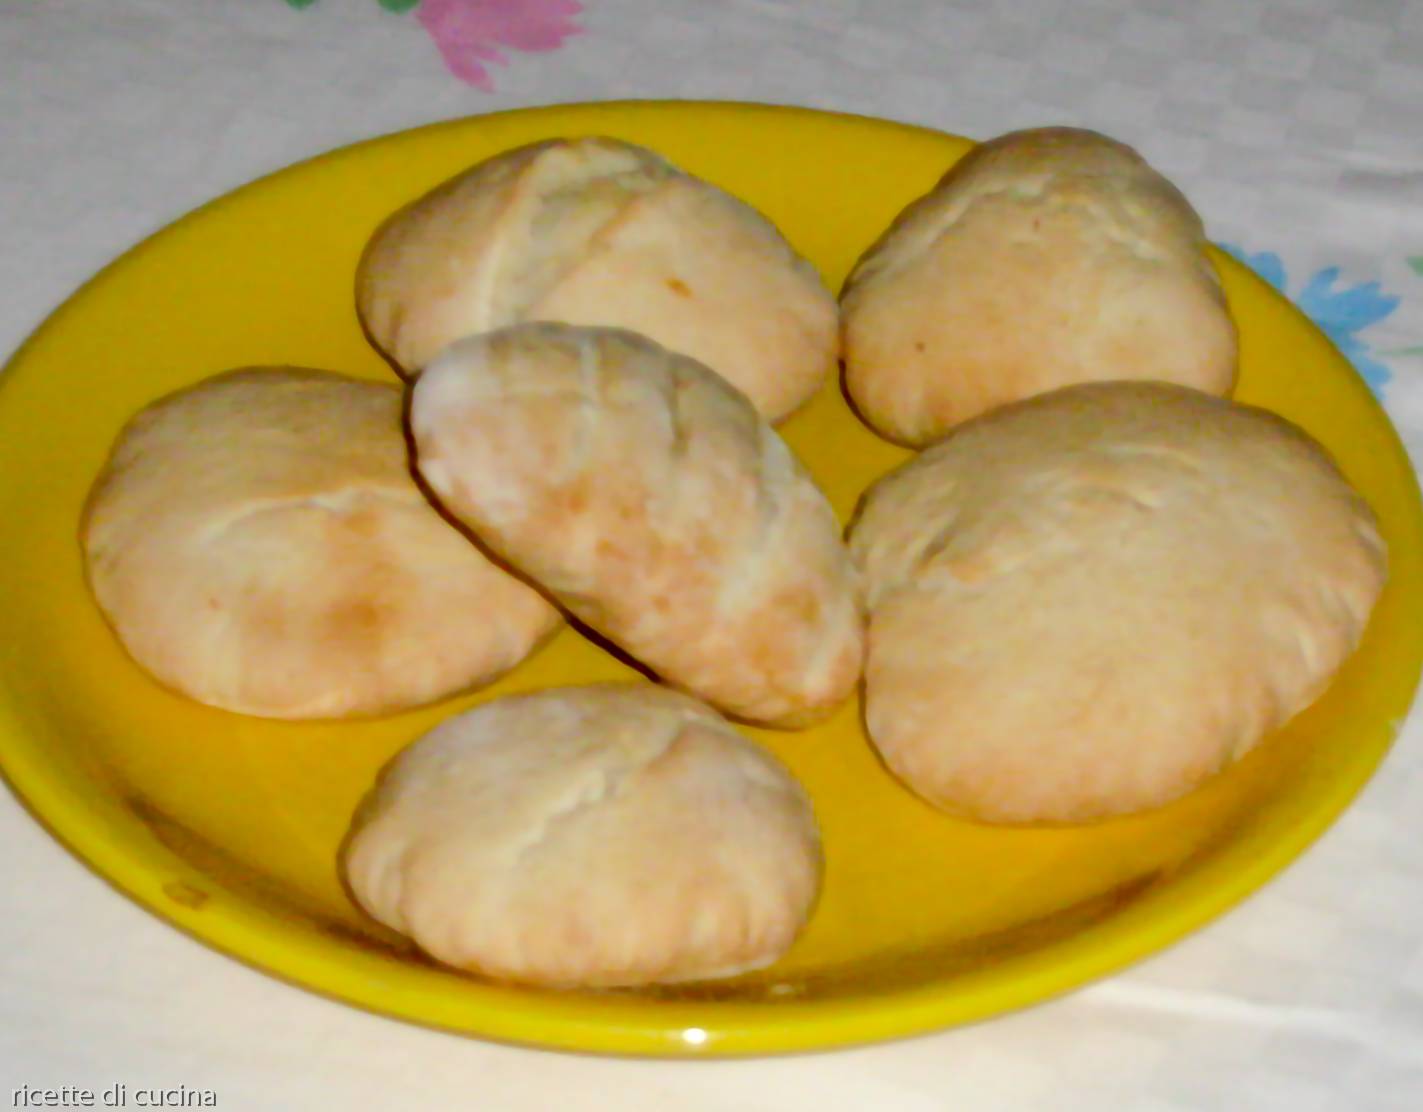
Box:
[1,102,1420,1057]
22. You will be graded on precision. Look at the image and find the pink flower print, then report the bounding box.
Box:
[417,0,584,90]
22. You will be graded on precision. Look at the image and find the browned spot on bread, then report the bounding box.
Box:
[666,277,692,298]
[561,485,590,514]
[768,584,823,626]
[327,598,384,641]
[251,596,291,641]
[343,507,381,538]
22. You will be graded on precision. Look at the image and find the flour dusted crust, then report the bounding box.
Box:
[849,381,1386,823]
[841,127,1238,445]
[81,368,561,718]
[409,323,865,727]
[342,683,822,987]
[356,136,838,422]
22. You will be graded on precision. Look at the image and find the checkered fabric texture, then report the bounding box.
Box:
[2,2,1421,1109]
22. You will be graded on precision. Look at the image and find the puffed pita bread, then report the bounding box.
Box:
[409,323,864,727]
[849,381,1385,823]
[842,127,1237,445]
[343,683,821,987]
[357,136,838,422]
[81,368,560,718]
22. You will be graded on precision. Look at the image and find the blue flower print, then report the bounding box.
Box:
[1219,244,1399,398]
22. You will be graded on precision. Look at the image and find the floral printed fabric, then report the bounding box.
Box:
[417,0,583,90]
[1221,245,1402,399]
[285,0,583,90]
[1399,258,1423,362]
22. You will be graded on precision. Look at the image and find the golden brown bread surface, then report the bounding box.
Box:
[81,368,561,718]
[357,136,838,422]
[409,323,865,728]
[841,127,1238,446]
[343,683,822,987]
[849,381,1386,823]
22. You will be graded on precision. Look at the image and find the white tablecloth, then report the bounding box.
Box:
[3,2,1422,1108]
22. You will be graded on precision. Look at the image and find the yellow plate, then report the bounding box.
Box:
[2,101,1420,1057]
